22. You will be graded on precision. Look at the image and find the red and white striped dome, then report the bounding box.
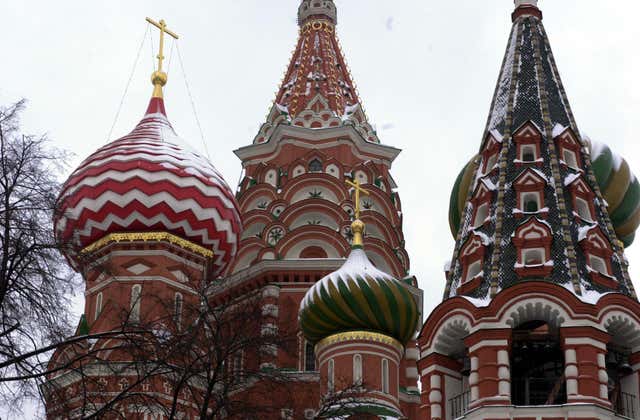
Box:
[55,98,242,275]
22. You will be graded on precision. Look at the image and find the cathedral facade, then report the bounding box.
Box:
[43,1,640,420]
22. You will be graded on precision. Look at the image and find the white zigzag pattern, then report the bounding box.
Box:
[70,211,230,270]
[61,190,237,246]
[76,148,226,184]
[61,169,236,210]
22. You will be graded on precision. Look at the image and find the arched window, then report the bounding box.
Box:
[563,149,578,168]
[521,144,537,162]
[233,351,243,376]
[381,358,390,394]
[305,342,316,371]
[523,248,545,266]
[511,321,566,406]
[328,359,335,392]
[522,192,540,212]
[465,260,482,282]
[575,197,593,221]
[474,203,489,228]
[130,284,142,322]
[309,158,323,173]
[95,292,103,321]
[484,153,498,174]
[300,246,328,259]
[174,293,183,331]
[353,354,363,385]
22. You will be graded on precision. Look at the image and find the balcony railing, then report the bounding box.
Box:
[449,390,470,419]
[614,392,637,419]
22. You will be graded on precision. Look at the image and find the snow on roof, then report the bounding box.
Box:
[299,248,394,310]
[578,222,598,241]
[489,129,504,143]
[564,172,581,187]
[552,123,567,138]
[471,229,493,246]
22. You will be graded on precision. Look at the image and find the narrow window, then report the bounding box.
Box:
[485,154,498,173]
[130,284,142,322]
[523,248,544,265]
[328,359,335,392]
[305,342,316,371]
[474,203,489,227]
[381,358,390,394]
[465,260,482,283]
[95,292,103,321]
[233,351,243,376]
[522,192,540,212]
[174,293,183,331]
[563,149,578,168]
[590,255,609,275]
[575,197,592,221]
[521,145,536,162]
[353,354,363,385]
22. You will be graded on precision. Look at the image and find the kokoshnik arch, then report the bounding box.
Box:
[42,1,640,419]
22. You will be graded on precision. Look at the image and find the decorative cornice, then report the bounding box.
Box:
[81,232,214,259]
[315,330,403,354]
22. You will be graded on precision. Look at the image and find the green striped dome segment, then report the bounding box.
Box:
[448,156,479,238]
[448,141,640,247]
[299,248,419,344]
[590,141,640,247]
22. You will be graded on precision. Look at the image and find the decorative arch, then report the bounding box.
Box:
[238,186,278,212]
[278,227,349,259]
[300,246,328,259]
[500,298,569,329]
[430,313,474,357]
[599,307,640,350]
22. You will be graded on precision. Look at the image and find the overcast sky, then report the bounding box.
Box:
[0,2,639,414]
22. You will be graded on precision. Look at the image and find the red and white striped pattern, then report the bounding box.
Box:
[55,98,242,275]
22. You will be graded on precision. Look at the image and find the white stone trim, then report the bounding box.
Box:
[564,337,607,350]
[85,276,198,295]
[468,339,509,353]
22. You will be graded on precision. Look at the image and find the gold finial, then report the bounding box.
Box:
[346,179,370,248]
[146,17,179,98]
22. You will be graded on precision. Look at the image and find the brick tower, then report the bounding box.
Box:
[217,0,424,417]
[418,1,640,419]
[44,19,242,418]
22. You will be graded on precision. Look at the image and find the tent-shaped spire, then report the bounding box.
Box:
[443,1,637,304]
[253,0,379,144]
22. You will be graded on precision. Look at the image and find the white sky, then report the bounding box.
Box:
[0,3,639,413]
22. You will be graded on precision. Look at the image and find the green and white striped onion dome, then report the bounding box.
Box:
[448,140,640,247]
[299,247,419,344]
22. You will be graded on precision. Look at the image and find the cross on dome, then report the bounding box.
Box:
[346,178,370,249]
[146,17,179,98]
[298,0,337,25]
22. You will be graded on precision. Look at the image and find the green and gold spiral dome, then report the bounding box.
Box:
[448,140,640,247]
[299,220,419,344]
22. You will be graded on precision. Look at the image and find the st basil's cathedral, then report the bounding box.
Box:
[43,1,640,419]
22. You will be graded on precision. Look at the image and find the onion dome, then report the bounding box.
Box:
[55,63,242,276]
[299,217,419,344]
[448,139,640,247]
[588,140,640,246]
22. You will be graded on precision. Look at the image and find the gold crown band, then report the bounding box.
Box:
[315,330,404,354]
[81,232,214,258]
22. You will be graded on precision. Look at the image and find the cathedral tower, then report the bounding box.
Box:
[216,0,424,417]
[418,2,640,419]
[299,184,419,418]
[44,19,242,418]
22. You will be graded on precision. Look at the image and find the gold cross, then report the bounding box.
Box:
[146,17,179,73]
[345,179,370,220]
